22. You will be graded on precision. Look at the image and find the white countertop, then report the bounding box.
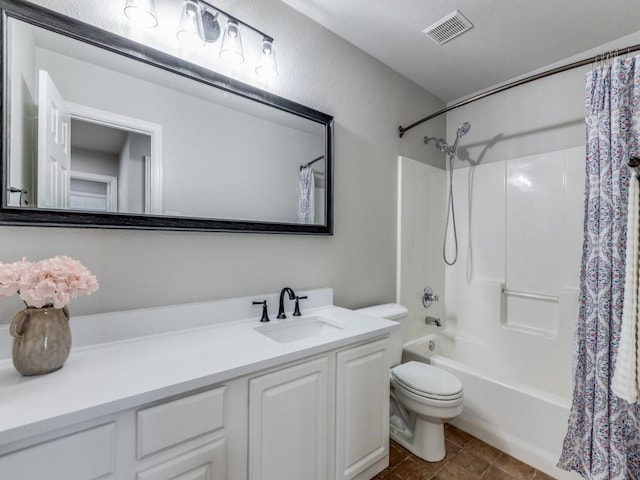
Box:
[0,300,397,446]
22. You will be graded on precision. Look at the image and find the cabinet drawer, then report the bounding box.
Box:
[138,386,226,458]
[0,422,116,480]
[137,439,225,480]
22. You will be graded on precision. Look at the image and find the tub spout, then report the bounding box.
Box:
[425,316,442,327]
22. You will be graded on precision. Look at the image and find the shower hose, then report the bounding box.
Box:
[443,153,458,265]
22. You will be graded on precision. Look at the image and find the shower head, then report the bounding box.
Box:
[456,122,471,138]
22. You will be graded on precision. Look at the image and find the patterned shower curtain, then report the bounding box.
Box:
[558,55,640,479]
[298,167,315,224]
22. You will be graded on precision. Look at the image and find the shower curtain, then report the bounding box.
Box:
[298,167,315,224]
[558,55,640,479]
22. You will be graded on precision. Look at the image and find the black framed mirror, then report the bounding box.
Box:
[1,0,333,233]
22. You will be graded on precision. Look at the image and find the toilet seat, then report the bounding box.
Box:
[391,361,463,401]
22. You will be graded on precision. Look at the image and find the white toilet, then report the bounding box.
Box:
[357,304,463,462]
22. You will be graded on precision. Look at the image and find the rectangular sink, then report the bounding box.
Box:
[255,316,343,343]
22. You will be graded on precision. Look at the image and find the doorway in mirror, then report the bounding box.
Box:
[34,69,162,214]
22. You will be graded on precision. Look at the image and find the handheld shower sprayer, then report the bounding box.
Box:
[457,122,471,138]
[449,121,471,156]
[423,121,471,266]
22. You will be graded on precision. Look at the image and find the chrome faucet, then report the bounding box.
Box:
[425,316,442,327]
[277,287,296,319]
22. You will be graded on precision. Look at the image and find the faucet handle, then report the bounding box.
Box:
[293,296,308,316]
[422,286,440,308]
[252,300,270,322]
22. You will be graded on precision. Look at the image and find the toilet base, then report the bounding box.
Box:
[390,413,446,462]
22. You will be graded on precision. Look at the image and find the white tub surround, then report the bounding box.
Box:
[397,152,584,479]
[0,288,398,480]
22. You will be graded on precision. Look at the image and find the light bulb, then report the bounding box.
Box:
[219,19,244,65]
[177,0,205,48]
[256,37,277,78]
[124,0,158,28]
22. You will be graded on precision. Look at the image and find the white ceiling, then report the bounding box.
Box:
[279,0,640,102]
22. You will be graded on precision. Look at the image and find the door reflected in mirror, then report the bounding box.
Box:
[68,120,154,214]
[4,11,332,232]
[35,69,161,214]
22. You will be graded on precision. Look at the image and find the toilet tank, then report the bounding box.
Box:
[355,303,408,367]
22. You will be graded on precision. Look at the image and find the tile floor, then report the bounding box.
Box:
[372,424,557,480]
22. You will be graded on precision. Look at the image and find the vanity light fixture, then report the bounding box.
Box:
[124,0,158,28]
[176,0,205,48]
[124,0,277,78]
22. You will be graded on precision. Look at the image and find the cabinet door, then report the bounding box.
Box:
[249,357,329,480]
[335,338,390,480]
[137,439,225,480]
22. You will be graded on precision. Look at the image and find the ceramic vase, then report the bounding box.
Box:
[9,306,71,376]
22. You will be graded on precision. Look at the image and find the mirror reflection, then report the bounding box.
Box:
[6,17,328,226]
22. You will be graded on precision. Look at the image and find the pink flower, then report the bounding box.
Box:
[0,256,98,308]
[0,258,31,299]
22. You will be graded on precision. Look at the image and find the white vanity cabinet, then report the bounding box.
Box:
[0,335,391,480]
[0,380,246,480]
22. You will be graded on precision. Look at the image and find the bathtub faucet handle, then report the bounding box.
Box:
[422,287,440,308]
[425,316,442,327]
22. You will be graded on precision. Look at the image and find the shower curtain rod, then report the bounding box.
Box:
[300,155,324,170]
[398,42,640,138]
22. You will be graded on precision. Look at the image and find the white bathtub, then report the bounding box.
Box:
[402,334,580,480]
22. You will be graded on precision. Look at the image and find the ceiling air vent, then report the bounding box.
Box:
[422,10,473,45]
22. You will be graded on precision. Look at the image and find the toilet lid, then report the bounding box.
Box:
[392,361,462,399]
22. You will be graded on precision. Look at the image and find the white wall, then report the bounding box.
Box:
[445,29,640,169]
[0,0,444,321]
[446,68,585,170]
[72,148,120,178]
